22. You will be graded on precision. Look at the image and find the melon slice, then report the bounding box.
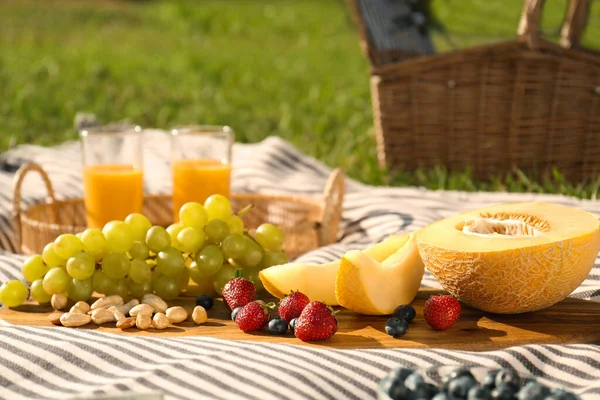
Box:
[259,233,410,306]
[335,232,425,315]
[417,202,600,314]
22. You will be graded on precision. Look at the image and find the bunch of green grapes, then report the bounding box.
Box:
[0,194,288,309]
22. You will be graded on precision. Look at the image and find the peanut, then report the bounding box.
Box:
[91,308,116,324]
[51,294,67,310]
[129,303,154,317]
[136,313,152,330]
[73,301,91,314]
[116,317,136,330]
[90,295,124,310]
[60,312,92,327]
[108,307,126,322]
[142,294,168,313]
[165,306,188,324]
[109,299,139,316]
[48,312,63,325]
[69,305,85,314]
[192,306,208,325]
[152,313,170,330]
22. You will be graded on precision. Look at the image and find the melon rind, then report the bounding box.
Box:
[417,202,600,314]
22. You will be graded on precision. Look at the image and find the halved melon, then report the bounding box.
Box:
[417,202,600,314]
[335,232,425,315]
[259,233,410,306]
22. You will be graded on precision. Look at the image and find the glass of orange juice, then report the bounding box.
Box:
[80,125,144,229]
[170,125,234,221]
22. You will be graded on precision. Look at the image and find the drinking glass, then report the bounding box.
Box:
[170,125,234,221]
[80,125,144,229]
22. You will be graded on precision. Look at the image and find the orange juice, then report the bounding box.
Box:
[172,159,231,221]
[83,164,144,228]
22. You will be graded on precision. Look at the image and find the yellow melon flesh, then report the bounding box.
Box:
[259,233,410,306]
[335,232,425,315]
[417,202,600,314]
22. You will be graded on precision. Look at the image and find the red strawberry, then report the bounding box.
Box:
[222,274,256,311]
[294,301,338,341]
[423,295,461,330]
[235,300,275,332]
[278,291,310,323]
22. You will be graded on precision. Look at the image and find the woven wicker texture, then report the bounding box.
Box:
[352,0,600,182]
[12,163,346,259]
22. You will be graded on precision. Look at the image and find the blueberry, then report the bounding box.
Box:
[390,367,414,385]
[195,295,214,310]
[491,385,516,400]
[231,306,243,321]
[468,385,492,400]
[494,368,520,390]
[447,376,478,399]
[482,370,500,390]
[516,381,549,400]
[546,387,581,400]
[412,382,440,399]
[385,318,409,338]
[433,394,450,400]
[404,372,425,392]
[388,382,411,400]
[268,318,288,335]
[289,318,298,334]
[442,368,476,393]
[393,304,416,322]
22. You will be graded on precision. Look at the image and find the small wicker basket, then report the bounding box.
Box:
[12,163,346,259]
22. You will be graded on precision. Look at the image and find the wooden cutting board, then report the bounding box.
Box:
[2,289,600,350]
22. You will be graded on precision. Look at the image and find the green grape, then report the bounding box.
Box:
[156,246,185,278]
[129,241,150,260]
[179,267,190,291]
[22,254,47,282]
[177,227,205,254]
[189,261,204,285]
[204,194,232,221]
[68,278,93,302]
[129,259,152,284]
[226,215,244,235]
[53,234,84,260]
[236,236,264,268]
[196,244,224,276]
[145,226,171,253]
[103,221,135,253]
[212,264,237,295]
[152,274,181,300]
[221,234,247,259]
[92,270,115,294]
[125,213,152,242]
[204,219,229,243]
[42,267,70,295]
[255,223,284,252]
[107,278,129,298]
[261,251,288,268]
[166,223,184,248]
[66,252,96,280]
[243,268,265,293]
[179,202,208,228]
[151,264,161,281]
[42,242,66,267]
[129,280,152,298]
[0,280,28,307]
[101,252,130,279]
[80,228,107,260]
[30,279,51,304]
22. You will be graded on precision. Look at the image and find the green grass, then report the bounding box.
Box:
[1,0,600,198]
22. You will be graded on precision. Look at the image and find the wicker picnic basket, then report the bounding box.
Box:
[352,0,600,182]
[12,163,346,259]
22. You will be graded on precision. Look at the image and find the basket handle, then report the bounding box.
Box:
[12,162,57,252]
[518,0,591,50]
[319,168,346,246]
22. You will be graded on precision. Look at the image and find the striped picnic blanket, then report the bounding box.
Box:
[0,131,599,400]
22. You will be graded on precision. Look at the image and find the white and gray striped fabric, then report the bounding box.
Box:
[1,131,600,400]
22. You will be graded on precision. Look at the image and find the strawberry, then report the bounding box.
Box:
[222,271,256,311]
[235,300,275,332]
[278,290,310,323]
[294,301,338,341]
[423,295,461,330]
